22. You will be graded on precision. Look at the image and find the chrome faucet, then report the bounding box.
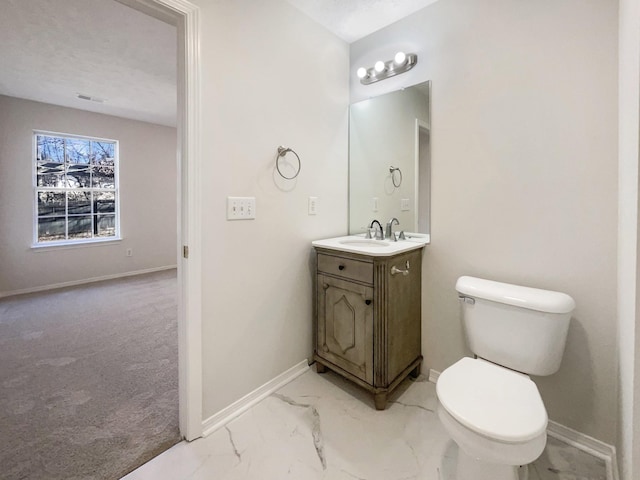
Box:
[368,219,384,240]
[386,217,400,241]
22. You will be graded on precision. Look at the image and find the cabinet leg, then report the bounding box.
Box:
[374,392,388,410]
[315,362,327,374]
[410,363,421,379]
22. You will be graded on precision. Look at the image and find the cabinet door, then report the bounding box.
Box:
[317,274,374,385]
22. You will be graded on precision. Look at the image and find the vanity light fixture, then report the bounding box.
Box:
[356,51,418,85]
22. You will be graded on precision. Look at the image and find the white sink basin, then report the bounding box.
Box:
[339,239,390,248]
[313,234,429,257]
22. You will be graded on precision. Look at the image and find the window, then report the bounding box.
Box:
[34,132,119,245]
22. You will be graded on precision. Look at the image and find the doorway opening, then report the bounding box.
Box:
[120,0,203,443]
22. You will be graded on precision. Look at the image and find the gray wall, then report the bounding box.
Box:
[351,0,618,444]
[0,95,177,295]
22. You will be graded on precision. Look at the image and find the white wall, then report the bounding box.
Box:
[351,0,618,444]
[0,95,177,295]
[190,0,349,420]
[618,0,640,476]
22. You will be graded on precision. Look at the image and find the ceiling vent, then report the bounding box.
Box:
[76,93,105,103]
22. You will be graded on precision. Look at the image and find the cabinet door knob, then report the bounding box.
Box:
[365,299,372,305]
[338,265,345,270]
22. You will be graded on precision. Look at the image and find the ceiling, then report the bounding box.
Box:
[286,0,439,43]
[0,0,177,126]
[0,0,436,127]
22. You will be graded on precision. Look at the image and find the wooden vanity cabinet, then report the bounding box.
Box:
[313,247,423,410]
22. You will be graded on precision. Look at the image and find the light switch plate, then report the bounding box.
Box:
[308,196,318,215]
[227,196,256,220]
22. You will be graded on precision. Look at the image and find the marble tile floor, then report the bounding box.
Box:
[123,367,607,480]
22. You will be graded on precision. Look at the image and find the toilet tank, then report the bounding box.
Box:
[456,276,575,376]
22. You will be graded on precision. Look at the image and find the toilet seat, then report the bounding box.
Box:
[437,357,548,443]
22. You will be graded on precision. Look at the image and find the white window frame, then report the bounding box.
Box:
[32,130,121,248]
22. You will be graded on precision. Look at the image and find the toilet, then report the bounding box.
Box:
[436,276,575,480]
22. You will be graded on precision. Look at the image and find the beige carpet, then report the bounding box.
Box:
[0,269,180,480]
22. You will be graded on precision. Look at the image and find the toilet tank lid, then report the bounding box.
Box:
[456,276,575,314]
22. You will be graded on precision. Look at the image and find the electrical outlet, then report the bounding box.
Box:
[372,197,379,212]
[401,198,410,211]
[308,196,318,215]
[227,197,256,220]
[126,248,133,257]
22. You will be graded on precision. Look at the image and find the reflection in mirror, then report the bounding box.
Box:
[349,81,431,235]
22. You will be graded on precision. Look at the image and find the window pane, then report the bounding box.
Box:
[68,215,93,239]
[38,191,66,216]
[66,165,92,188]
[95,215,116,237]
[37,172,65,188]
[65,139,91,188]
[94,191,115,213]
[38,217,66,242]
[67,191,92,215]
[37,136,65,187]
[92,166,115,189]
[92,141,115,166]
[65,138,91,164]
[37,135,64,163]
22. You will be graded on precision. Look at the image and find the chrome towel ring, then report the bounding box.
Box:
[276,146,301,180]
[389,166,402,187]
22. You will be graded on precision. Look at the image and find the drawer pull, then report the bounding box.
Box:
[365,299,372,306]
[317,253,373,284]
[391,260,410,276]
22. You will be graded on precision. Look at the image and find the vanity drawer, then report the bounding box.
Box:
[317,253,373,284]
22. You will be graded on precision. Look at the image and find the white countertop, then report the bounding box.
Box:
[312,233,429,257]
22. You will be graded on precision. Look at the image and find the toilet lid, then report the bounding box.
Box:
[436,357,548,443]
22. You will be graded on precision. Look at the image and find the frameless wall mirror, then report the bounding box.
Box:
[348,81,431,236]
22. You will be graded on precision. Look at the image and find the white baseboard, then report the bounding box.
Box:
[201,360,310,437]
[547,420,619,480]
[0,265,177,298]
[428,368,618,480]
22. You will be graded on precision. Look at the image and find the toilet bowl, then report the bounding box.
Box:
[437,276,575,480]
[437,358,547,480]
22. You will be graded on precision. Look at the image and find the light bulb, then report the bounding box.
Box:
[357,67,368,79]
[394,51,407,66]
[374,61,386,73]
